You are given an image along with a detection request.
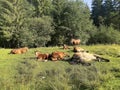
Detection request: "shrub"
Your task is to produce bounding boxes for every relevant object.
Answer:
[26,16,54,47]
[88,26,120,44]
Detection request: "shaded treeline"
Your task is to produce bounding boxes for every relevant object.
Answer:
[0,0,120,48]
[91,0,120,29]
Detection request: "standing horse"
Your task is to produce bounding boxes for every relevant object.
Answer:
[71,39,81,45]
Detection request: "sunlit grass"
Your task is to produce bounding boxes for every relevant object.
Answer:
[0,44,120,90]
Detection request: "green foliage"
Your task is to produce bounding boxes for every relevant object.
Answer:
[0,0,119,47]
[0,0,54,47]
[51,0,95,45]
[88,25,120,44]
[62,1,94,44]
[15,27,35,47]
[50,0,68,45]
[0,0,34,48]
[27,0,52,17]
[91,0,120,30]
[103,0,120,30]
[91,0,104,26]
[26,16,54,47]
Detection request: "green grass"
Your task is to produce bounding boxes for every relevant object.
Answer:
[0,45,120,90]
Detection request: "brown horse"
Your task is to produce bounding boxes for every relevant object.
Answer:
[50,51,69,61]
[71,39,81,45]
[63,44,70,49]
[35,51,50,61]
[10,47,28,54]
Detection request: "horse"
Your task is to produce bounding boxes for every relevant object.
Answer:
[50,51,70,61]
[63,44,70,49]
[70,51,110,65]
[35,51,49,61]
[71,39,81,45]
[20,47,28,53]
[10,47,28,54]
[73,46,85,52]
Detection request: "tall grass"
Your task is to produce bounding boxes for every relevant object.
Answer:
[0,45,120,90]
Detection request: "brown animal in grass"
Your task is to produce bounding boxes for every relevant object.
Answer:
[10,47,28,54]
[20,47,28,53]
[73,46,85,52]
[50,51,69,61]
[63,44,70,49]
[35,51,49,61]
[71,39,80,45]
[71,51,110,65]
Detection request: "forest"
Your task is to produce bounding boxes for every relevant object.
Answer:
[0,0,120,48]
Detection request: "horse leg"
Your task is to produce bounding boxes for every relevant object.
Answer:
[95,55,110,62]
[98,57,110,62]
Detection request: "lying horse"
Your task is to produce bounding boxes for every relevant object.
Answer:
[71,51,110,65]
[63,44,70,50]
[50,51,69,61]
[35,51,49,61]
[71,39,81,45]
[10,47,28,54]
[73,46,85,52]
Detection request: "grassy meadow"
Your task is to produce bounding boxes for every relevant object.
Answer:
[0,45,120,90]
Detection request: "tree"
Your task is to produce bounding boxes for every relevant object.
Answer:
[51,0,95,45]
[26,0,54,47]
[109,0,120,30]
[27,0,52,17]
[50,0,68,45]
[91,0,120,30]
[26,16,54,47]
[88,25,120,44]
[91,0,104,26]
[0,0,34,48]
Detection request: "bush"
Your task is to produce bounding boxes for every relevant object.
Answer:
[88,26,120,44]
[27,16,54,47]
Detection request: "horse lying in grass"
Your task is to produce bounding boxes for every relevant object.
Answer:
[35,51,49,62]
[71,39,81,45]
[73,46,85,52]
[10,47,28,54]
[35,51,69,61]
[63,44,70,50]
[50,51,70,61]
[70,51,110,65]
